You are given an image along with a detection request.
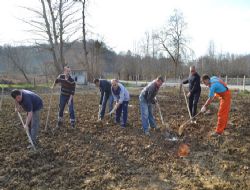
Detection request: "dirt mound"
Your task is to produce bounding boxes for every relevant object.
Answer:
[0,89,249,189]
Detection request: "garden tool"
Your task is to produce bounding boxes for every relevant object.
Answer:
[178,111,202,136]
[156,101,178,141]
[45,85,54,131]
[17,112,36,151]
[182,86,192,120]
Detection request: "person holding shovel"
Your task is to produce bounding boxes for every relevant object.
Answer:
[201,74,231,137]
[93,78,114,121]
[53,66,76,128]
[11,89,43,148]
[109,79,130,128]
[181,66,201,123]
[139,76,164,136]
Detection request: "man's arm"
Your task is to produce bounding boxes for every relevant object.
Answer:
[25,111,33,128]
[146,84,156,103]
[182,79,189,84]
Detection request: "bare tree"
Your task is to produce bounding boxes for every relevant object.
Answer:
[4,46,31,83]
[22,0,81,74]
[156,9,190,78]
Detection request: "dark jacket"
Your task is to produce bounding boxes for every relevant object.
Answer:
[20,90,43,112]
[140,80,159,103]
[182,72,201,94]
[55,74,76,96]
[99,80,112,105]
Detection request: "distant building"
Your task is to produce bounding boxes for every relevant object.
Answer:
[71,69,88,85]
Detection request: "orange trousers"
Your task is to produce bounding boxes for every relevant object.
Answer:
[215,90,231,134]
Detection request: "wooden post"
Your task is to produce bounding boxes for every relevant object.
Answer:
[225,75,228,84]
[243,75,246,92]
[0,87,3,111]
[237,76,239,86]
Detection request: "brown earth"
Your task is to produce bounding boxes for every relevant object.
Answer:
[0,88,249,190]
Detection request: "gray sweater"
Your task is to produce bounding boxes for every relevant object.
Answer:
[140,80,159,103]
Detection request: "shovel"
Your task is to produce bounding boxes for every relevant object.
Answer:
[45,84,55,131]
[45,90,53,131]
[182,86,192,120]
[156,102,178,141]
[17,112,36,151]
[178,111,202,136]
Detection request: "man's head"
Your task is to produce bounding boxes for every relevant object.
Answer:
[111,79,119,90]
[64,66,71,76]
[190,66,196,75]
[93,78,100,87]
[201,74,210,86]
[155,76,164,87]
[11,89,22,102]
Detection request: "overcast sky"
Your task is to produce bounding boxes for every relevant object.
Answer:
[0,0,250,57]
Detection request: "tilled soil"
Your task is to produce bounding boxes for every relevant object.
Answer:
[0,88,249,190]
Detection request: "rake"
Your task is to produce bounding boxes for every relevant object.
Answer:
[17,112,36,151]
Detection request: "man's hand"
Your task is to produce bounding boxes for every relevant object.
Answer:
[24,124,29,130]
[201,106,206,113]
[108,108,116,115]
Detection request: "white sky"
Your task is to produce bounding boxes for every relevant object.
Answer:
[0,0,250,57]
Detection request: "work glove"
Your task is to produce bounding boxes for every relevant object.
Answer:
[201,106,206,113]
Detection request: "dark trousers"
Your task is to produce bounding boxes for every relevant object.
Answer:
[189,91,201,117]
[115,101,129,127]
[100,92,113,119]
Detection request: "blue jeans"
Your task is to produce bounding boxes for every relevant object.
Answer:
[58,95,75,123]
[139,95,157,132]
[100,92,114,119]
[115,101,128,127]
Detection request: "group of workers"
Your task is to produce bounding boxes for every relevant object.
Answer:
[10,65,231,149]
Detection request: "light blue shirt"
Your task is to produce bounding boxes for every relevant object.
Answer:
[209,76,228,98]
[112,83,130,103]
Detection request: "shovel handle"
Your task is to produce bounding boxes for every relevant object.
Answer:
[17,112,36,151]
[45,89,53,130]
[182,86,192,119]
[181,111,202,126]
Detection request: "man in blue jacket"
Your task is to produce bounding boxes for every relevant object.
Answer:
[109,79,130,128]
[181,66,201,122]
[11,89,43,148]
[94,78,113,120]
[139,76,164,135]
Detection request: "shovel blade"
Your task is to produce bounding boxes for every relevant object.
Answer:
[178,124,185,136]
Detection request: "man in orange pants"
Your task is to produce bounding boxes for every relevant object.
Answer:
[201,74,231,137]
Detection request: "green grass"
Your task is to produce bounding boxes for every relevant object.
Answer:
[0,83,51,89]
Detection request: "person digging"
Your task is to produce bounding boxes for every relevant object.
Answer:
[139,76,164,136]
[93,78,114,121]
[11,89,43,149]
[108,79,130,128]
[201,74,231,137]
